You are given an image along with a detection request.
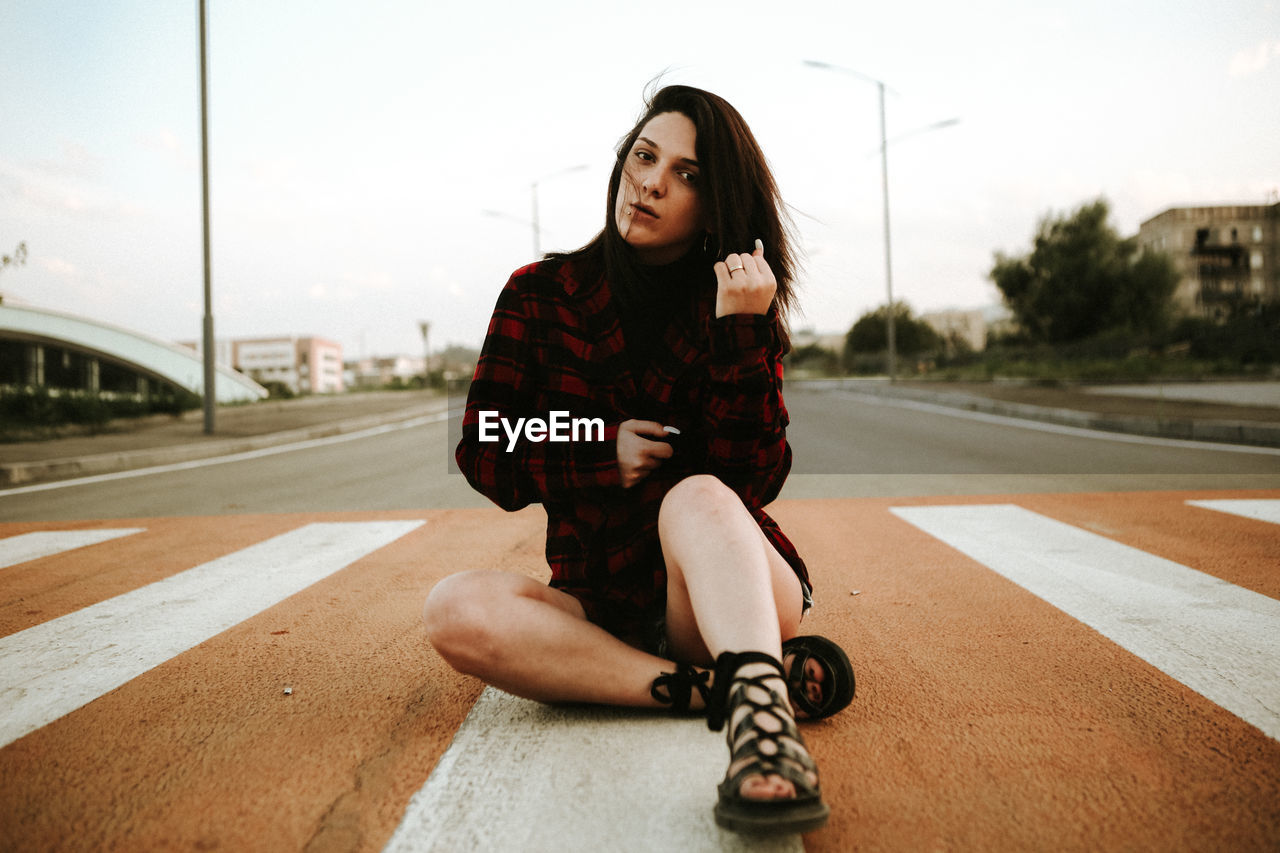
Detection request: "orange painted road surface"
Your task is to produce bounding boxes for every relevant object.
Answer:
[2,490,1278,852]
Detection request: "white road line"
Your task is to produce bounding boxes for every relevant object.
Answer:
[840,390,1280,455]
[0,528,145,570]
[0,520,422,748]
[1186,498,1280,525]
[0,409,458,497]
[384,687,804,853]
[890,504,1280,742]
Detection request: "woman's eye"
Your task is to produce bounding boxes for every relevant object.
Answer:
[634,150,654,163]
[679,171,698,184]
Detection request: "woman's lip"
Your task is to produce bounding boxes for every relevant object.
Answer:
[633,203,658,219]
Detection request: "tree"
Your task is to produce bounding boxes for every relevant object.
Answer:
[990,199,1178,344]
[845,302,942,359]
[0,242,27,275]
[0,242,28,304]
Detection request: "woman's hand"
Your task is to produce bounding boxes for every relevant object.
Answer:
[617,419,674,488]
[713,239,776,318]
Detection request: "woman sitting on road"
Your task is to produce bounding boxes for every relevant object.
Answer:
[424,83,854,835]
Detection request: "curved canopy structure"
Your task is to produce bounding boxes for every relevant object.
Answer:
[0,303,267,403]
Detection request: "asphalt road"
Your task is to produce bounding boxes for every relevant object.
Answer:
[3,386,1278,851]
[3,493,1278,851]
[2,387,1278,522]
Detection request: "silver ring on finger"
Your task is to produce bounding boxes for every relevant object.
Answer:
[727,264,745,274]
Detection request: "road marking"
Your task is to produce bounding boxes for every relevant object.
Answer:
[0,409,458,497]
[0,528,145,570]
[890,504,1280,741]
[1186,498,1280,525]
[840,390,1280,455]
[385,687,804,853]
[0,520,422,748]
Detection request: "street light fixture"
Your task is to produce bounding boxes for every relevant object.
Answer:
[803,60,958,382]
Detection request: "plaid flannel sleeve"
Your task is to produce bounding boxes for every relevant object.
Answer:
[699,310,792,507]
[455,274,622,511]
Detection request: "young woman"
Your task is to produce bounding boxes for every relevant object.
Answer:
[424,84,854,835]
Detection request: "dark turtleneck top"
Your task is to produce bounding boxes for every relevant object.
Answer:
[616,250,708,377]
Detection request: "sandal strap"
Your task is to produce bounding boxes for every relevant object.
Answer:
[706,650,785,732]
[717,661,822,802]
[784,646,825,718]
[650,663,711,713]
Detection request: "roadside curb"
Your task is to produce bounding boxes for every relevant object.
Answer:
[0,401,452,488]
[790,378,1280,449]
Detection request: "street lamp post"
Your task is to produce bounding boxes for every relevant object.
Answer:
[875,78,897,382]
[418,321,430,382]
[198,0,215,431]
[531,164,588,257]
[803,60,957,382]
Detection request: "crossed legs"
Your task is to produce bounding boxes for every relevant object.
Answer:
[422,474,813,799]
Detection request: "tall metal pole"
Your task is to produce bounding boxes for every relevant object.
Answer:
[530,181,541,258]
[878,81,897,383]
[198,0,215,433]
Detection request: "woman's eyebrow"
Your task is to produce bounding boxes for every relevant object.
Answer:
[637,136,700,168]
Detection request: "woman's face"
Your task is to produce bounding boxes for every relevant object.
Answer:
[614,111,708,265]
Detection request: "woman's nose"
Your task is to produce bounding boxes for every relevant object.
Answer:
[642,172,665,197]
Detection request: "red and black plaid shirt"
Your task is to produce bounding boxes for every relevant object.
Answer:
[456,254,810,639]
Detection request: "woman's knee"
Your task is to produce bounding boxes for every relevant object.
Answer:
[423,570,583,675]
[659,474,741,525]
[422,570,507,670]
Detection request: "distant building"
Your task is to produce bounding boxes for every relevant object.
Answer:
[1137,202,1280,317]
[920,309,987,352]
[1,302,266,403]
[344,355,425,390]
[183,336,344,395]
[791,328,847,353]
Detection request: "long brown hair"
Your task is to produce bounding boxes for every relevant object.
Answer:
[558,84,798,350]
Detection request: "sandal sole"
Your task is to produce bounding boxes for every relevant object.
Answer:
[714,798,830,835]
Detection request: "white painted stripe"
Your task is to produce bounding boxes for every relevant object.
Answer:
[0,528,145,570]
[890,504,1280,741]
[1186,498,1280,525]
[0,408,459,497]
[385,687,804,853]
[0,520,422,748]
[841,390,1280,456]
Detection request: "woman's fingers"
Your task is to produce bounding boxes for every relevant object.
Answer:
[618,419,675,488]
[714,240,777,318]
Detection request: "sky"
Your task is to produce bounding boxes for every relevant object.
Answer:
[2,0,1278,361]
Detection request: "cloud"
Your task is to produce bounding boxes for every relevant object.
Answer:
[40,256,80,278]
[0,152,143,221]
[138,129,197,172]
[33,142,104,181]
[1228,40,1280,77]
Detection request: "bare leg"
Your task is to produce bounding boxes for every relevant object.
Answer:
[424,569,675,707]
[657,475,817,802]
[658,475,804,665]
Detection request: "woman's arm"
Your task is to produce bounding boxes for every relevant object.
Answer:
[693,241,793,506]
[698,310,792,506]
[455,273,623,511]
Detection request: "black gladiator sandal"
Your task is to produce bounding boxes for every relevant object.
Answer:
[705,651,829,834]
[650,663,712,714]
[782,635,856,721]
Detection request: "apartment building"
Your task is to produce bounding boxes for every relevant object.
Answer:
[184,336,344,395]
[1137,202,1279,316]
